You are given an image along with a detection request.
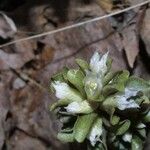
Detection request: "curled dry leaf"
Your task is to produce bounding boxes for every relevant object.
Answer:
[0,12,17,39]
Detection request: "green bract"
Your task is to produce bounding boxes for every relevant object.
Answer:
[50,52,150,150]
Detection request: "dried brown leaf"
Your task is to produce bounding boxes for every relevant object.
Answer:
[0,12,17,39]
[122,26,139,68]
[96,0,113,12]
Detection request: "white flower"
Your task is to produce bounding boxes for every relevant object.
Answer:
[136,123,146,129]
[52,81,83,102]
[116,87,140,110]
[65,101,93,114]
[124,88,139,98]
[122,133,132,142]
[90,51,109,76]
[116,96,139,110]
[88,118,103,146]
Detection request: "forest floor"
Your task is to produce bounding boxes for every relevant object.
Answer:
[0,0,150,150]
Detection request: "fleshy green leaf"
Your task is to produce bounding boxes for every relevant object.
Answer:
[110,115,120,126]
[110,70,129,86]
[75,58,89,71]
[51,67,68,82]
[135,95,150,105]
[50,99,74,111]
[143,88,150,99]
[65,101,94,114]
[126,76,150,91]
[67,69,85,96]
[119,142,127,150]
[116,120,131,135]
[102,70,129,96]
[143,111,150,123]
[106,57,112,72]
[102,117,111,128]
[52,81,83,101]
[101,96,116,115]
[131,135,143,150]
[137,128,146,139]
[88,117,103,146]
[102,84,124,97]
[84,72,102,101]
[74,113,97,143]
[57,132,74,143]
[103,71,116,86]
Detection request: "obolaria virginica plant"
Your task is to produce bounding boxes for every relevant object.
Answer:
[50,51,150,150]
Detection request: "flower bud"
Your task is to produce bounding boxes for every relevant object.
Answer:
[84,72,102,101]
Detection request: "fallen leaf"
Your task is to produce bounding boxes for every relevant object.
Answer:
[96,0,129,12]
[0,78,12,149]
[41,46,54,65]
[122,25,139,68]
[141,8,150,56]
[96,0,113,12]
[13,78,26,90]
[0,50,27,70]
[0,39,36,70]
[0,12,17,39]
[8,130,47,150]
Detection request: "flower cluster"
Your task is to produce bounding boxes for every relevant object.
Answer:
[50,52,150,150]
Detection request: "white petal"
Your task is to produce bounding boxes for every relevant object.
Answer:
[123,133,132,142]
[2,13,17,32]
[124,88,139,98]
[52,81,83,101]
[0,12,17,39]
[88,118,103,146]
[137,123,146,129]
[65,101,93,114]
[115,87,140,110]
[116,96,139,110]
[98,51,109,75]
[90,52,100,73]
[90,52,109,75]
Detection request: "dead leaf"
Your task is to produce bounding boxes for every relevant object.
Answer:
[0,39,36,70]
[122,26,139,68]
[0,50,27,70]
[133,56,150,80]
[0,76,12,149]
[141,8,150,56]
[96,0,130,12]
[0,12,17,39]
[96,0,113,12]
[41,46,54,66]
[13,78,26,90]
[8,130,47,150]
